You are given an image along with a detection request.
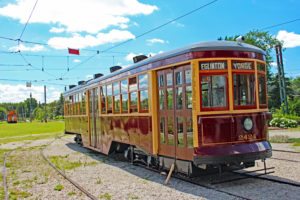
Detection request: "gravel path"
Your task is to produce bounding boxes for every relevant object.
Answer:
[1,136,300,200]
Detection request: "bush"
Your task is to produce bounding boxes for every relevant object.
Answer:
[269,117,298,128]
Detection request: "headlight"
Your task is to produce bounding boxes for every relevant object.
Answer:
[243,117,253,131]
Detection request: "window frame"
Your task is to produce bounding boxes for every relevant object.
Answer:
[257,61,268,108]
[138,73,149,113]
[231,60,256,110]
[199,72,229,111]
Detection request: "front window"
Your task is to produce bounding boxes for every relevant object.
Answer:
[233,74,255,107]
[201,75,227,109]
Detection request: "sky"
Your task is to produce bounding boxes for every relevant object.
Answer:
[0,0,299,103]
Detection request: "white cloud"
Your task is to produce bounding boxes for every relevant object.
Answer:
[276,30,300,48]
[48,29,135,49]
[0,0,157,34]
[171,21,184,27]
[147,38,166,45]
[73,59,81,63]
[49,27,65,33]
[9,44,45,52]
[270,62,277,66]
[86,74,93,79]
[0,83,61,103]
[125,52,138,61]
[125,50,163,61]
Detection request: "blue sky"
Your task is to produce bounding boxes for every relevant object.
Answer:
[0,0,299,103]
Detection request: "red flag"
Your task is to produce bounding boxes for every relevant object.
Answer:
[68,48,79,55]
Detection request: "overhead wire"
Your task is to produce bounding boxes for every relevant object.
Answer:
[102,0,219,53]
[260,18,300,31]
[18,0,39,39]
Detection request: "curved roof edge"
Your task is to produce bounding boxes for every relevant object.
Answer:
[64,40,265,95]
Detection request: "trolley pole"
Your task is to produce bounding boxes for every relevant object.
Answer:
[44,85,47,123]
[275,44,288,113]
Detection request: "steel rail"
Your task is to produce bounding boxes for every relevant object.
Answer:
[3,150,14,200]
[272,149,300,154]
[40,138,98,200]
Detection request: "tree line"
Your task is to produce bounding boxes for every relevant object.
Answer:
[0,93,64,121]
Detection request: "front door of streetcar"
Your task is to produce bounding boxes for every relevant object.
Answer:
[157,65,194,160]
[89,88,98,148]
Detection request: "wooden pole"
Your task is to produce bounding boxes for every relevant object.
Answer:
[165,163,175,185]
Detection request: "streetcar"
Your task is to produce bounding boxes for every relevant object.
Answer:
[63,40,272,176]
[7,110,17,123]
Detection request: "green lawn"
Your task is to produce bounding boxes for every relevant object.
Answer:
[0,121,65,138]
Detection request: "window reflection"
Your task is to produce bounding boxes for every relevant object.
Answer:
[114,95,120,112]
[186,86,192,109]
[185,70,191,84]
[168,117,174,145]
[176,72,182,85]
[186,117,193,148]
[159,89,164,110]
[121,79,128,94]
[166,73,173,86]
[201,75,227,108]
[130,92,138,112]
[107,84,112,96]
[113,82,120,95]
[167,88,173,109]
[129,77,137,91]
[122,94,128,112]
[140,90,148,110]
[259,75,266,105]
[233,74,255,106]
[176,87,183,109]
[139,74,148,89]
[158,75,164,87]
[160,117,165,144]
[177,117,184,147]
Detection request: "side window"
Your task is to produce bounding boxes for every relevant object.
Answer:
[113,82,120,113]
[121,79,128,113]
[82,92,86,115]
[139,74,148,112]
[107,84,112,113]
[258,74,267,105]
[129,77,138,112]
[100,86,106,113]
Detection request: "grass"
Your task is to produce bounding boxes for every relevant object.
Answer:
[68,191,76,196]
[96,178,102,184]
[270,135,300,147]
[0,121,64,138]
[54,184,63,191]
[49,155,98,171]
[100,193,112,200]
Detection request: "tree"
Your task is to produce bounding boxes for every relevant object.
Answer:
[219,30,283,81]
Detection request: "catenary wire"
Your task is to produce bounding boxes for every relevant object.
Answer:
[18,0,39,39]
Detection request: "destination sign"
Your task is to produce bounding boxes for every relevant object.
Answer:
[199,61,227,70]
[232,62,253,70]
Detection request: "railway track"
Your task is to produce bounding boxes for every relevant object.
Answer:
[2,137,98,200]
[272,149,300,154]
[40,137,98,200]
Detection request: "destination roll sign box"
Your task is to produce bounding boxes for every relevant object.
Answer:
[199,61,227,70]
[232,61,253,70]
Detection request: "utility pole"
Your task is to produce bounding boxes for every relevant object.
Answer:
[30,92,32,122]
[44,85,47,123]
[275,44,288,113]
